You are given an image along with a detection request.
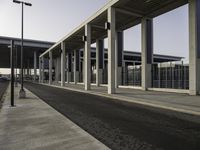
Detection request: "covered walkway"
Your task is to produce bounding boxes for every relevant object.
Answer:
[39,0,200,96]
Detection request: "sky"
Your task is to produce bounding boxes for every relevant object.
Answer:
[0,0,189,73]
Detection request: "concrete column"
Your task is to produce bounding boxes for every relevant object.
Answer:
[74,50,80,84]
[189,0,200,95]
[76,50,80,82]
[115,31,123,88]
[67,52,72,83]
[96,39,104,86]
[55,56,61,82]
[158,64,161,88]
[55,58,58,82]
[171,63,175,89]
[61,42,66,87]
[27,59,30,77]
[141,18,153,90]
[49,51,52,85]
[82,59,85,83]
[24,68,26,78]
[39,57,41,83]
[84,24,91,90]
[41,56,44,83]
[26,58,30,77]
[107,7,116,94]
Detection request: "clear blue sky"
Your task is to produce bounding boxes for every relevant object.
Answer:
[0,0,188,60]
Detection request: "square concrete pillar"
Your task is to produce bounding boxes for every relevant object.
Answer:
[107,7,116,94]
[34,51,37,82]
[96,39,104,86]
[39,57,41,83]
[27,59,30,77]
[189,0,200,95]
[84,24,91,90]
[82,59,85,83]
[115,31,124,87]
[76,50,80,83]
[61,42,66,87]
[74,51,77,84]
[55,56,61,83]
[49,51,52,85]
[41,56,44,83]
[55,58,58,82]
[67,52,72,83]
[141,18,153,90]
[74,50,80,84]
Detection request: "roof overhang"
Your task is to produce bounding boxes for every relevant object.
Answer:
[40,0,188,58]
[0,36,54,68]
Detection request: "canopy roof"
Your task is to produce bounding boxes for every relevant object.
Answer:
[40,0,187,57]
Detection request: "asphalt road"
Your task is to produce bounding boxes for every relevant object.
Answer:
[25,82,200,150]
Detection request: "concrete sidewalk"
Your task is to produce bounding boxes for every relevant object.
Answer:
[44,82,200,116]
[0,85,109,150]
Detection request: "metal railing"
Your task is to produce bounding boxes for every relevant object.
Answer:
[46,60,189,90]
[122,65,141,86]
[151,61,189,89]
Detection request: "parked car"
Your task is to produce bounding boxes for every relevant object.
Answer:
[0,77,9,82]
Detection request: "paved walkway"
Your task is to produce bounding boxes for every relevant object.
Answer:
[0,85,109,150]
[43,82,200,116]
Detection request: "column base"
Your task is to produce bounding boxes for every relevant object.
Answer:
[61,83,65,87]
[96,69,103,87]
[189,90,200,96]
[108,88,115,94]
[85,85,91,91]
[15,82,18,87]
[117,67,122,87]
[67,72,71,83]
[61,80,65,87]
[142,64,152,90]
[142,87,148,91]
[74,71,79,84]
[19,88,26,99]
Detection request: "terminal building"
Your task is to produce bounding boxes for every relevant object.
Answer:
[39,0,200,95]
[0,37,184,90]
[0,36,54,78]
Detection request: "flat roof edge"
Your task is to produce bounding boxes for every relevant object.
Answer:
[40,0,119,58]
[0,36,55,45]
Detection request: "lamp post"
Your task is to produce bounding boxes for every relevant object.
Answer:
[8,40,15,107]
[13,0,32,98]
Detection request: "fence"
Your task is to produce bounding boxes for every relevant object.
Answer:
[122,65,141,86]
[62,61,189,90]
[152,61,189,89]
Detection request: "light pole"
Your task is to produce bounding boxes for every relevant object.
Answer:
[8,40,15,107]
[13,0,32,98]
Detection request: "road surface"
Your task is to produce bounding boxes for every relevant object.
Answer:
[25,82,200,150]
